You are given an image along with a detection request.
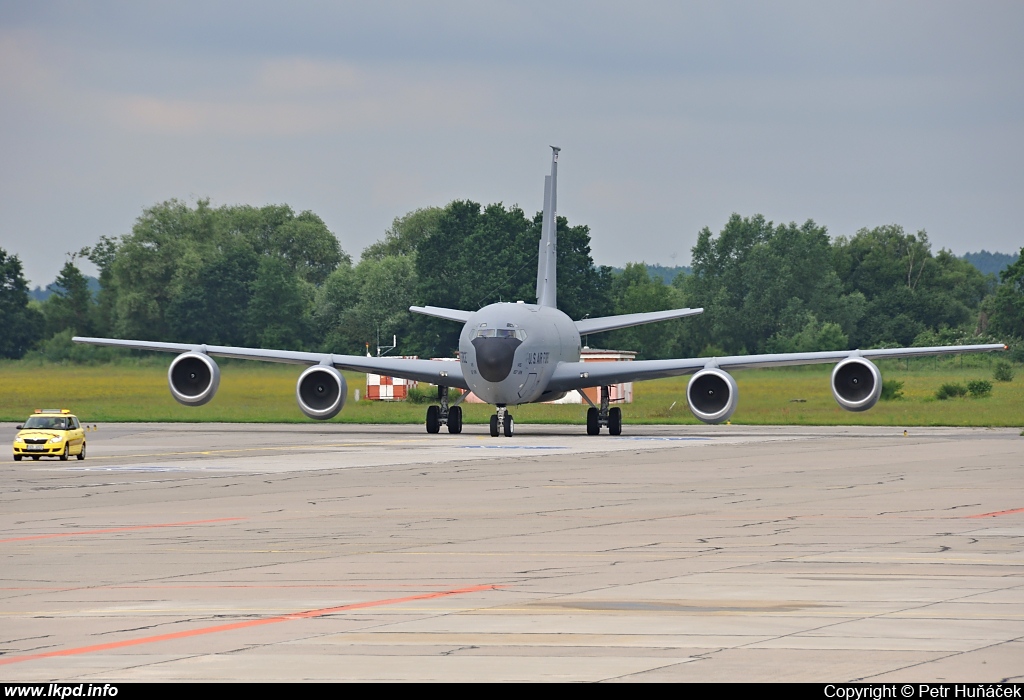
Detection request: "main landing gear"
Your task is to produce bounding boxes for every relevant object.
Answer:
[425,386,464,434]
[583,385,622,436]
[489,406,514,437]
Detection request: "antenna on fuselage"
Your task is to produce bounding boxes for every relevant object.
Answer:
[535,146,560,309]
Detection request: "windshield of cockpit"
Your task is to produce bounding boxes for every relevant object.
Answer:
[472,328,528,340]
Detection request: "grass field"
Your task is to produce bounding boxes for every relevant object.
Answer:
[1,356,1021,426]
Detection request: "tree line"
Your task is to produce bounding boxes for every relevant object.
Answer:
[1,198,1022,363]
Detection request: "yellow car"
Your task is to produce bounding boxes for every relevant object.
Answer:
[13,409,86,461]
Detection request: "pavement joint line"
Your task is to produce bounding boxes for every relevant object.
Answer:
[0,584,500,667]
[0,518,246,543]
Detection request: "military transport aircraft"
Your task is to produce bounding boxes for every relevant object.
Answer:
[74,148,1006,437]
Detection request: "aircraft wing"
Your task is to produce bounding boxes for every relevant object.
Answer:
[72,337,469,389]
[409,306,473,323]
[575,307,703,335]
[545,343,1007,392]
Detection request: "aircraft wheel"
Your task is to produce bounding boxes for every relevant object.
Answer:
[586,407,600,435]
[426,405,441,434]
[489,414,499,437]
[59,444,69,461]
[77,443,86,460]
[503,414,515,437]
[447,406,463,434]
[608,407,622,436]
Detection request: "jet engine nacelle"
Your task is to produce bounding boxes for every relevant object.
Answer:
[831,357,882,412]
[296,365,347,420]
[686,368,738,424]
[168,352,221,406]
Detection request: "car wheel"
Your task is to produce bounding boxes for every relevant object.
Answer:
[77,442,86,461]
[13,454,21,461]
[32,456,40,460]
[59,443,69,461]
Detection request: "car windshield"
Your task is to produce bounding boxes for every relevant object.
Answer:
[24,416,68,430]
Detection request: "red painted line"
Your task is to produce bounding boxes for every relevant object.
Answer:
[0,583,468,591]
[965,507,1024,519]
[0,518,246,543]
[0,584,498,666]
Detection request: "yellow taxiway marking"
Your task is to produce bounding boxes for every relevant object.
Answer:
[63,439,437,461]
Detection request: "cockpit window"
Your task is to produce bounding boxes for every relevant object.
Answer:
[473,328,527,340]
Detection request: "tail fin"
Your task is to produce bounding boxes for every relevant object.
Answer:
[535,146,560,308]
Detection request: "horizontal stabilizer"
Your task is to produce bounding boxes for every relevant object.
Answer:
[409,306,473,323]
[575,307,704,335]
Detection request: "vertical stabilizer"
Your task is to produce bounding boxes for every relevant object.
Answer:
[536,146,560,308]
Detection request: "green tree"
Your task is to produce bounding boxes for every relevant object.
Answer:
[112,199,218,340]
[107,199,346,345]
[410,200,612,356]
[226,205,347,285]
[596,262,686,358]
[165,237,259,345]
[765,314,848,353]
[984,246,1024,340]
[316,255,418,355]
[42,260,94,337]
[362,207,443,260]
[246,256,312,349]
[85,236,119,335]
[679,215,863,355]
[833,226,990,347]
[0,248,44,358]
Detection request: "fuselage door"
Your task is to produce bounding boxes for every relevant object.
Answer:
[517,372,540,399]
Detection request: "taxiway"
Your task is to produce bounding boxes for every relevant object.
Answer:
[1,423,1022,682]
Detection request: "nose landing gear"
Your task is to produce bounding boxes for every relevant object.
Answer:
[582,385,622,436]
[425,386,464,434]
[489,405,514,437]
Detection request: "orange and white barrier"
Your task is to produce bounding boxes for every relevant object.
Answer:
[366,356,419,401]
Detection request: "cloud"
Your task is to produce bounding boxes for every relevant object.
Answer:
[0,36,493,137]
[256,57,361,94]
[1,3,1022,287]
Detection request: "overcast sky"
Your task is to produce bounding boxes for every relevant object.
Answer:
[1,1,1021,287]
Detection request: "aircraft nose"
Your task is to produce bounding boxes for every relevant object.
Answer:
[471,337,522,382]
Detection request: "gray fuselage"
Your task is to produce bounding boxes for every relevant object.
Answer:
[459,302,581,405]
